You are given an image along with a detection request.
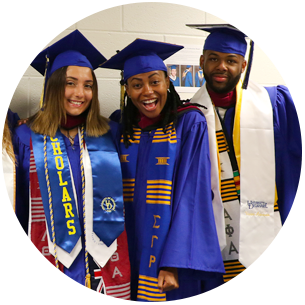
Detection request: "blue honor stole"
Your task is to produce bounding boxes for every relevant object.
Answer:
[31,129,124,266]
[120,123,177,302]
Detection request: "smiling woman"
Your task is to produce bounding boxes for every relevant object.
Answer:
[125,70,170,119]
[101,39,225,301]
[12,30,131,297]
[64,66,93,117]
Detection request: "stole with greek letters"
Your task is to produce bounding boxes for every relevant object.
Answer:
[28,139,64,303]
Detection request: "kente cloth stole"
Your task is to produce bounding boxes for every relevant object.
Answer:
[1,149,16,296]
[191,81,282,282]
[29,128,125,271]
[120,123,177,302]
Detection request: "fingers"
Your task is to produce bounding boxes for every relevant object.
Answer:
[157,267,179,293]
[17,119,27,126]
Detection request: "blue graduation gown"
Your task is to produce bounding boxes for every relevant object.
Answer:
[13,122,120,289]
[195,71,205,87]
[202,86,303,303]
[183,71,193,87]
[111,109,224,301]
[170,76,180,87]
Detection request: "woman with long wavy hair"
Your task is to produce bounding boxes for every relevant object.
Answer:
[13,30,130,298]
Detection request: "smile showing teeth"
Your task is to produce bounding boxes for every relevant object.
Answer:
[143,99,157,105]
[69,100,83,105]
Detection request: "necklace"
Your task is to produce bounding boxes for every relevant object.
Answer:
[67,129,76,145]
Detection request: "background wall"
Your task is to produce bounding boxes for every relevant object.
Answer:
[1,1,303,118]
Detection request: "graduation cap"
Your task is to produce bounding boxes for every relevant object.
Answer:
[186,24,254,89]
[31,30,107,107]
[100,39,184,82]
[1,30,21,63]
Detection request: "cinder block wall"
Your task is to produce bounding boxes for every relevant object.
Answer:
[1,1,303,118]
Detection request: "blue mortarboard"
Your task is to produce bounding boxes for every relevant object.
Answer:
[100,39,184,82]
[32,30,106,77]
[31,30,107,107]
[1,30,20,63]
[186,24,254,89]
[170,65,177,69]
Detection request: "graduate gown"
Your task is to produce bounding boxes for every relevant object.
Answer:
[183,71,193,87]
[201,84,302,290]
[169,76,180,87]
[110,108,225,301]
[195,71,205,87]
[13,122,127,291]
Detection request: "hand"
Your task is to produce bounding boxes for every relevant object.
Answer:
[17,119,28,126]
[283,47,303,80]
[157,267,179,293]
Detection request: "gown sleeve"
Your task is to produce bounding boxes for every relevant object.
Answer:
[159,111,225,279]
[266,85,303,157]
[266,85,303,303]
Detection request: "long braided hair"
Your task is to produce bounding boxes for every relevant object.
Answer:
[121,71,203,147]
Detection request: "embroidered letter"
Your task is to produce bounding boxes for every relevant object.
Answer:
[41,262,52,273]
[224,208,232,220]
[50,137,58,142]
[120,154,129,163]
[55,156,64,170]
[63,202,75,218]
[67,219,76,235]
[41,230,47,242]
[57,171,68,186]
[229,241,239,255]
[153,215,161,228]
[111,252,119,262]
[42,246,50,256]
[149,255,156,268]
[156,157,170,165]
[112,266,123,278]
[62,187,72,202]
[51,142,63,155]
[225,224,234,237]
[151,235,158,248]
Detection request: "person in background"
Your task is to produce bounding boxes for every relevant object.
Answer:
[195,66,205,87]
[13,30,131,299]
[1,31,27,303]
[187,23,302,288]
[101,38,225,301]
[169,65,180,86]
[182,65,193,87]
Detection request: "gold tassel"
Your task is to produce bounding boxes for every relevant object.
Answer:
[58,281,66,303]
[85,274,93,303]
[39,55,50,109]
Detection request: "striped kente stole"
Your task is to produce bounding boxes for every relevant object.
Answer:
[191,82,291,302]
[120,123,177,301]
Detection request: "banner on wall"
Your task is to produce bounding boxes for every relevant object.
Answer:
[164,44,205,98]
